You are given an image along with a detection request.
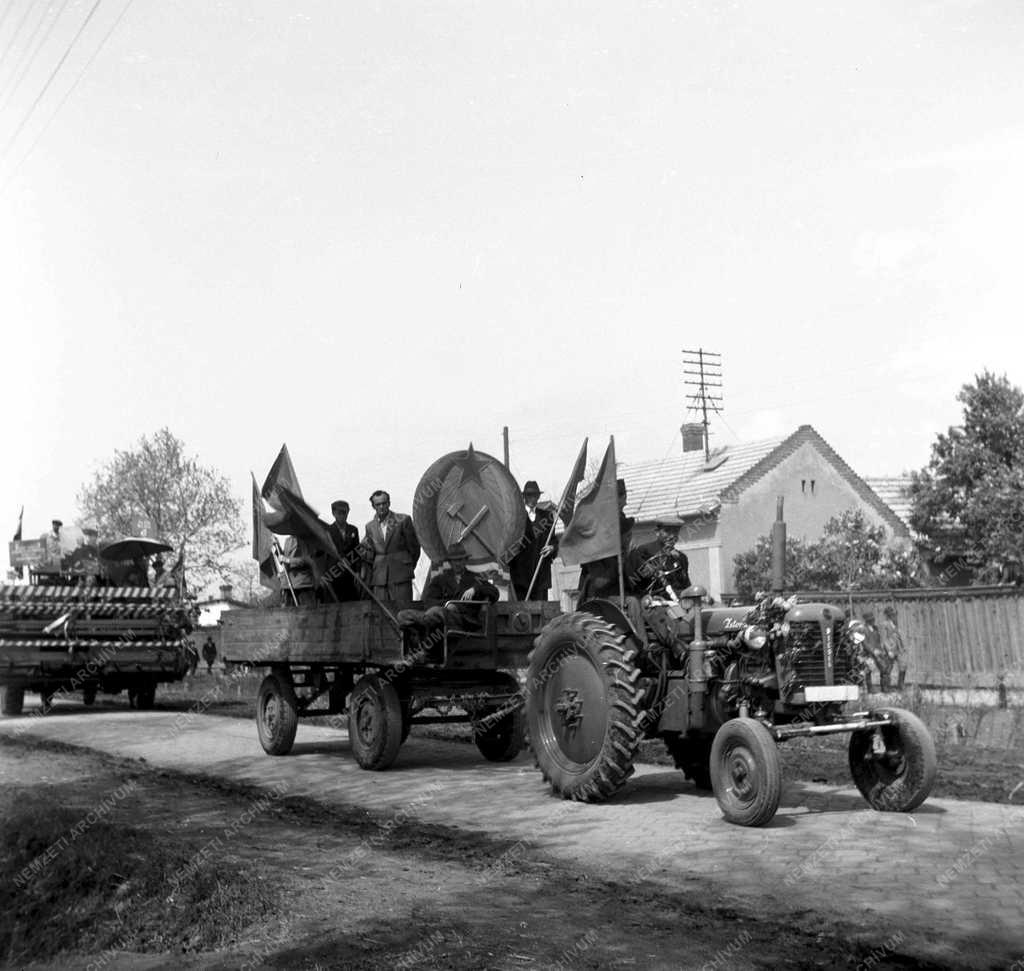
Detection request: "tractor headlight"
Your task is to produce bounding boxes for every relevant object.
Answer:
[742,625,768,650]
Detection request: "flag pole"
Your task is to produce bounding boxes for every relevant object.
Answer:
[272,538,299,606]
[524,438,587,601]
[612,436,625,603]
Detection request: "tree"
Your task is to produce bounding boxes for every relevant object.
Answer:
[732,509,922,597]
[78,429,245,592]
[732,535,817,600]
[908,371,1024,577]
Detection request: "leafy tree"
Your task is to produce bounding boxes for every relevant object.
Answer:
[908,371,1024,576]
[732,509,922,597]
[78,429,244,592]
[732,535,817,600]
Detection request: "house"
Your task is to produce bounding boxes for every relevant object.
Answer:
[863,476,914,532]
[194,583,252,647]
[552,424,911,603]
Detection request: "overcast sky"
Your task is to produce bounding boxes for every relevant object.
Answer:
[2,0,1022,566]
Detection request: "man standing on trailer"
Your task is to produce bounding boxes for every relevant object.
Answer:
[361,490,421,602]
[326,500,361,601]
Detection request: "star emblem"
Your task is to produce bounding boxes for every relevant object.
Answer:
[453,442,492,489]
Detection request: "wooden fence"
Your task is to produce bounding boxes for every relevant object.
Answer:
[791,585,1024,686]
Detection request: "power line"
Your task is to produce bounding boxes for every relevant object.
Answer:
[0,0,72,114]
[1,0,135,192]
[0,0,104,164]
[0,0,45,74]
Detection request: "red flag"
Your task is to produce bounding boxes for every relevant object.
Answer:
[558,438,621,567]
[252,473,278,589]
[556,438,588,525]
[261,444,303,509]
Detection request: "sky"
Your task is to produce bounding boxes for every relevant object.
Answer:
[2,0,1023,572]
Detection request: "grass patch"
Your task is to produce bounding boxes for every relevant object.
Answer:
[0,792,279,965]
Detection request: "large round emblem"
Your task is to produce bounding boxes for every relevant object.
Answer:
[413,445,527,570]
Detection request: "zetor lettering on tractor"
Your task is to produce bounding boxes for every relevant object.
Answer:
[525,525,937,827]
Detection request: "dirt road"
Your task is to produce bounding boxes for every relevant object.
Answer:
[2,705,1022,969]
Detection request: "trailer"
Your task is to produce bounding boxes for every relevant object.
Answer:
[220,598,556,768]
[0,582,192,714]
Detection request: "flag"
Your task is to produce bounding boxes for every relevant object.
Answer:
[261,444,303,509]
[252,473,278,589]
[556,438,588,525]
[271,487,337,560]
[13,506,23,542]
[558,437,621,567]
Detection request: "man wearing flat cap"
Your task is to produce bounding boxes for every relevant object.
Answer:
[326,500,361,601]
[398,543,499,654]
[509,480,558,600]
[635,521,691,598]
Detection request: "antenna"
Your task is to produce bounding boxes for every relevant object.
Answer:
[681,348,723,461]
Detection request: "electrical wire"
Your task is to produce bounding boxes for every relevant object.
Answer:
[0,1,23,51]
[1,0,134,190]
[0,0,45,74]
[0,0,72,114]
[1,0,104,163]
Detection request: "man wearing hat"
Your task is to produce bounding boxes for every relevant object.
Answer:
[509,480,558,600]
[326,500,361,601]
[398,543,499,654]
[634,521,691,598]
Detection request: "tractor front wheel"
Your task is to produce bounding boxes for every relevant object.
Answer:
[849,707,936,812]
[474,675,525,762]
[526,611,643,802]
[710,718,782,827]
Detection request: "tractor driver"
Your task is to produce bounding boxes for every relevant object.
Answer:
[636,521,691,598]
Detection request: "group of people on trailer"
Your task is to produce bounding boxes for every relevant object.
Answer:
[277,476,693,624]
[27,519,173,588]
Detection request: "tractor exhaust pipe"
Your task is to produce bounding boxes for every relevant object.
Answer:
[770,496,786,594]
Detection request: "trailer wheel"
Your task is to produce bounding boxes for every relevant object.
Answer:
[710,718,782,827]
[349,675,403,770]
[39,689,56,714]
[1,686,24,716]
[256,672,299,756]
[849,707,936,812]
[82,684,97,707]
[474,676,525,762]
[134,681,157,711]
[526,611,643,801]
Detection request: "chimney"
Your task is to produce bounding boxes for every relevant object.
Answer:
[681,423,705,454]
[219,583,233,602]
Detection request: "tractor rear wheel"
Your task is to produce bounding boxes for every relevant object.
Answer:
[849,707,936,812]
[710,718,782,827]
[348,675,403,770]
[256,672,299,756]
[526,611,643,801]
[134,680,157,711]
[2,686,24,716]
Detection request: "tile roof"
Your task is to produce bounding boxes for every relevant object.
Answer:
[621,425,911,538]
[621,434,787,522]
[864,476,914,528]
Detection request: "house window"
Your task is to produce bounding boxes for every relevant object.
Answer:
[810,479,816,495]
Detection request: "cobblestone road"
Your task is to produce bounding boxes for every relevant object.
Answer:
[3,707,1022,968]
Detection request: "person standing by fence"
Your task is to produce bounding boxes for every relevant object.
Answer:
[879,605,906,691]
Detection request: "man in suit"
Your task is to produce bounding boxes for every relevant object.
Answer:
[326,499,361,601]
[509,480,558,600]
[361,489,421,602]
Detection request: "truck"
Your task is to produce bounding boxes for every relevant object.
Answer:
[0,537,193,714]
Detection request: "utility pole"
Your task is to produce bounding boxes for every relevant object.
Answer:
[502,426,510,468]
[681,348,723,461]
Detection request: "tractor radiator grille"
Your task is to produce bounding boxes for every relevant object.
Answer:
[786,620,855,690]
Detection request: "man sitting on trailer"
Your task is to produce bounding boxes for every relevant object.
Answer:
[397,543,499,658]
